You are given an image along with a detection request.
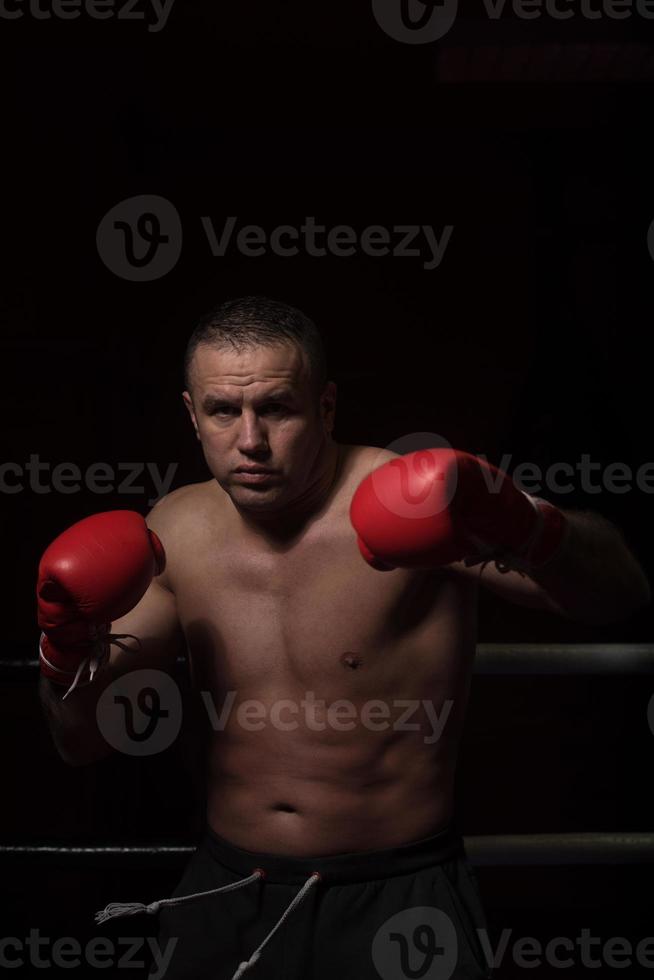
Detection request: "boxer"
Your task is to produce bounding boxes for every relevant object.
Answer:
[38,296,650,979]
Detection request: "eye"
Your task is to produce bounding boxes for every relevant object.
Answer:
[209,403,291,417]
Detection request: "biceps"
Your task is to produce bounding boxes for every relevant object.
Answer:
[108,580,184,673]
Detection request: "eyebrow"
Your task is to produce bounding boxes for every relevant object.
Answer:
[201,390,295,412]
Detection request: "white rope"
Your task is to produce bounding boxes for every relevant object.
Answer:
[231,872,321,980]
[95,870,264,924]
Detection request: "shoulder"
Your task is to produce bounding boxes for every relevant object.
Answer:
[145,481,223,585]
[336,444,410,515]
[341,444,402,483]
[146,481,215,529]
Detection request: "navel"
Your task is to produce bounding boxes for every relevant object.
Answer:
[272,802,298,814]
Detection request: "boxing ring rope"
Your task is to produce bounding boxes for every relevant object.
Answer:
[4,644,654,867]
[2,834,654,865]
[474,643,654,675]
[6,643,654,675]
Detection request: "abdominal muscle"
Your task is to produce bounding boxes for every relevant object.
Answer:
[200,664,470,856]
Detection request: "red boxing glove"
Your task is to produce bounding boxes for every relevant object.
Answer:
[350,448,568,573]
[37,511,165,697]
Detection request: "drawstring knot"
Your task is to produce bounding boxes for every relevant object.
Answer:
[95,869,265,925]
[94,865,322,979]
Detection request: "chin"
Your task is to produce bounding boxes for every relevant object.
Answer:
[231,486,285,508]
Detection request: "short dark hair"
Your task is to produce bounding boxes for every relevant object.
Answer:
[184,295,328,397]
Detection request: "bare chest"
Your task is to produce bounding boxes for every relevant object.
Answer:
[170,513,473,700]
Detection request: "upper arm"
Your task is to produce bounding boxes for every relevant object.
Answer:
[447,559,566,615]
[107,494,186,674]
[108,577,183,674]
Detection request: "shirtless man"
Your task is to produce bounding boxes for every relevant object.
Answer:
[38,296,651,980]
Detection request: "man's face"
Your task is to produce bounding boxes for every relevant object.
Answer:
[183,342,336,513]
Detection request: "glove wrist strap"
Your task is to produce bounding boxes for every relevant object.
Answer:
[39,626,140,700]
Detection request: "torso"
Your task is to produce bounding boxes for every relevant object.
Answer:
[161,444,478,855]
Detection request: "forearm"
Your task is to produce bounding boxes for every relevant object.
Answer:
[39,662,118,767]
[529,509,651,626]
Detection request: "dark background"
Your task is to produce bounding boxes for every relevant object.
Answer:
[2,1,654,977]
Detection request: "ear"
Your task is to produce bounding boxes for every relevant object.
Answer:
[182,391,201,440]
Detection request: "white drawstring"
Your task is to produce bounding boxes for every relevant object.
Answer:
[95,869,265,924]
[94,866,322,979]
[231,872,321,980]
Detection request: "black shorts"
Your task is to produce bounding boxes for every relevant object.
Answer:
[150,824,492,980]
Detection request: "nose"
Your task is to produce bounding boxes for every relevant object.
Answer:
[236,412,270,456]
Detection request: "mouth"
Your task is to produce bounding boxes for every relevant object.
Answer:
[232,467,280,484]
